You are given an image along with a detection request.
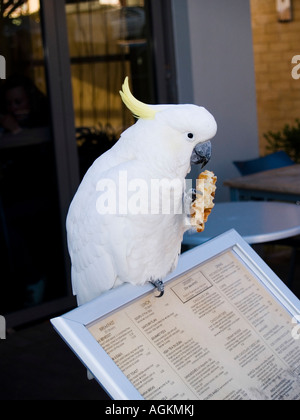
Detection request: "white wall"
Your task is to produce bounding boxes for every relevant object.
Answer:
[172,0,259,201]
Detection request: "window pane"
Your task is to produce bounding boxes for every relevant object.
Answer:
[65,0,155,178]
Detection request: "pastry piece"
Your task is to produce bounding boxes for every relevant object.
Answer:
[190,170,217,232]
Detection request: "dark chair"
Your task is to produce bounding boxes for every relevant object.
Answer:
[233,151,299,289]
[274,236,300,289]
[233,151,295,176]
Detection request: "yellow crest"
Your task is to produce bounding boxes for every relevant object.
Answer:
[119,77,157,120]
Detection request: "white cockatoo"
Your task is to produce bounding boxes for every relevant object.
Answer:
[67,77,217,305]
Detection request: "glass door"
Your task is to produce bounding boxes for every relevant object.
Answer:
[0,1,68,316]
[0,0,176,325]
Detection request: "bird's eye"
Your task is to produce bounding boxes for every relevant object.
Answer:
[187,133,194,140]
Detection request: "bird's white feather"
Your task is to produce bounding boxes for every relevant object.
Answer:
[66,80,217,305]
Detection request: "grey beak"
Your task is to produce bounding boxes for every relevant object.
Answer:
[190,140,212,168]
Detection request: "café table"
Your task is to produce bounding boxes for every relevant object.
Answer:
[223,164,300,203]
[182,201,300,247]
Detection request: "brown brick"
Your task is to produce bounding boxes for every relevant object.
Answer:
[250,0,300,152]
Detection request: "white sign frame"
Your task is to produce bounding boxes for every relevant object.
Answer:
[51,229,300,400]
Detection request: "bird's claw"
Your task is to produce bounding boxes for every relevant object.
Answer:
[151,280,164,298]
[191,188,197,204]
[184,188,202,216]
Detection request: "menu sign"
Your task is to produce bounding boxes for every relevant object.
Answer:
[88,249,300,400]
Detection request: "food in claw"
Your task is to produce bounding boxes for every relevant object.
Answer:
[190,170,217,233]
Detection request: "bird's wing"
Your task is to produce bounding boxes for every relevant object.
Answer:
[67,151,187,305]
[66,157,148,305]
[67,191,117,305]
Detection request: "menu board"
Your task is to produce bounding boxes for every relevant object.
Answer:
[88,249,300,400]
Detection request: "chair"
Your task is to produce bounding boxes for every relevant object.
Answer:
[233,151,294,176]
[232,151,299,289]
[273,236,300,289]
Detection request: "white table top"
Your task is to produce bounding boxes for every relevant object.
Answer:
[183,201,300,246]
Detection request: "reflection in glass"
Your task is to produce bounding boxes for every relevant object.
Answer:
[0,1,65,313]
[66,0,155,177]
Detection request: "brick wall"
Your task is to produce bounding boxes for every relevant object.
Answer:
[250,0,300,154]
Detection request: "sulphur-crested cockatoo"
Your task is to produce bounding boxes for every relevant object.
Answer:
[67,77,217,305]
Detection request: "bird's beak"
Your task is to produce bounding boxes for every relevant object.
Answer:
[190,140,212,168]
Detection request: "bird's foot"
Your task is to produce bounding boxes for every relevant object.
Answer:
[150,280,164,298]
